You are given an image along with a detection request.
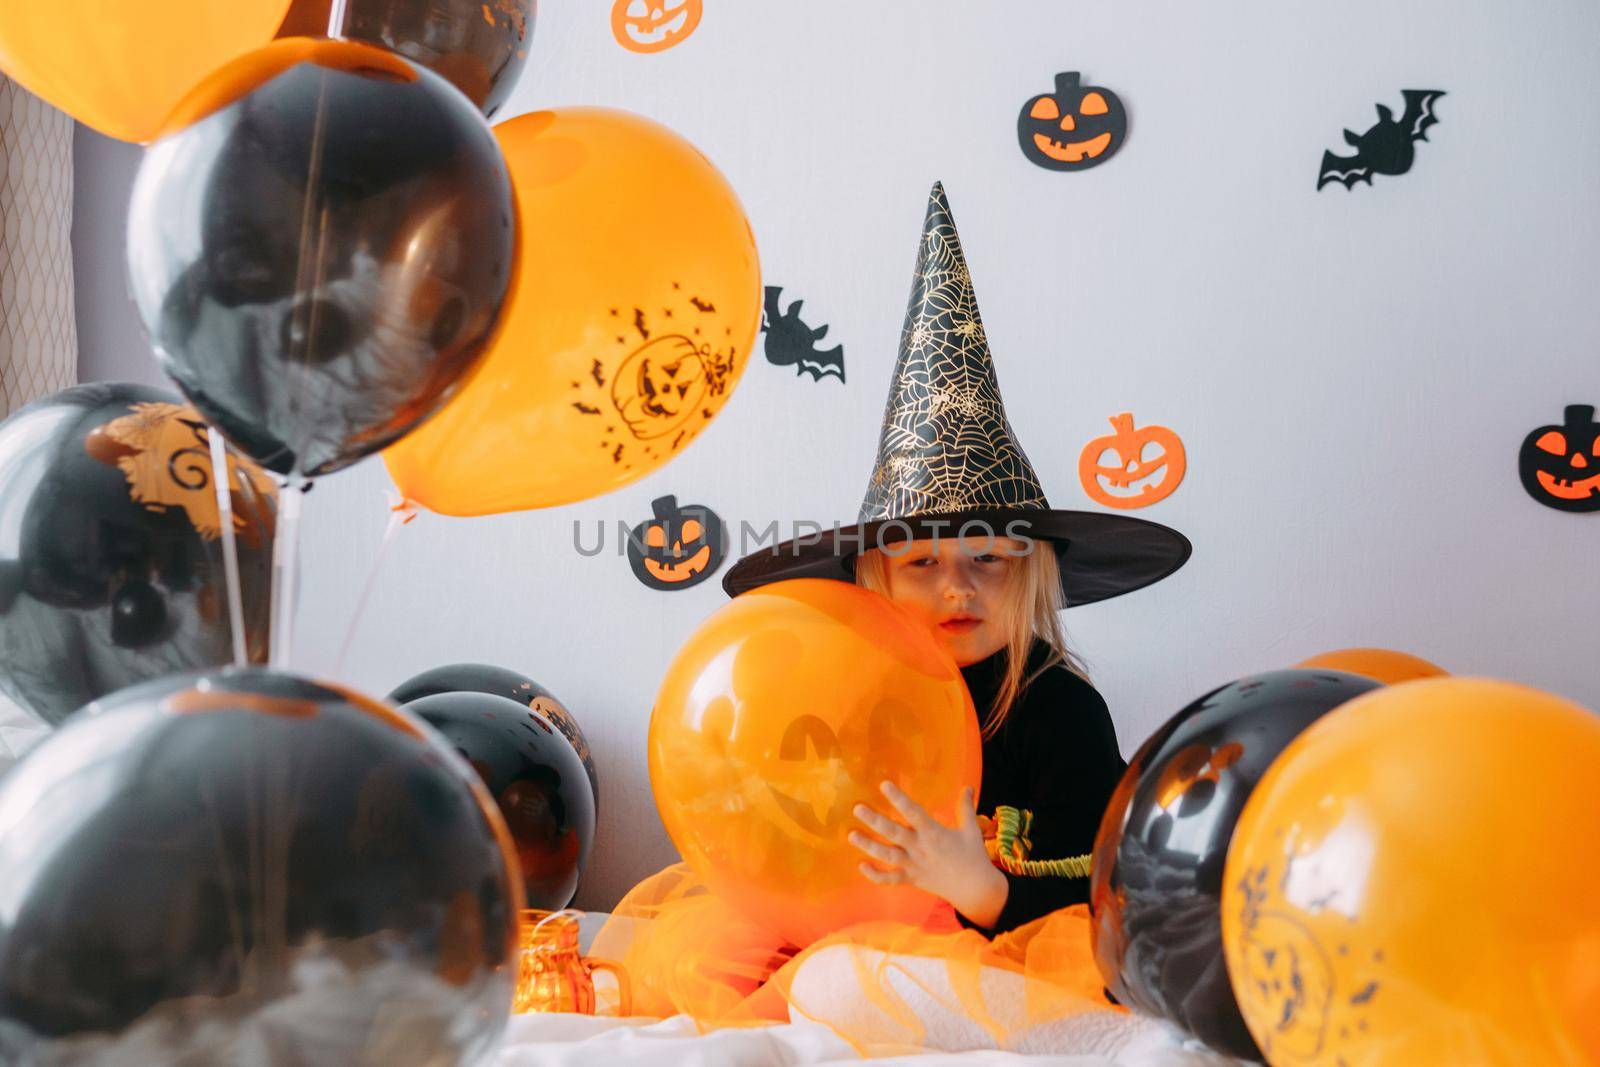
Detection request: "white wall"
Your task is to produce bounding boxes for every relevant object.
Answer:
[72,0,1600,911]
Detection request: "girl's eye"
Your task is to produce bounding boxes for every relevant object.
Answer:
[974,553,1001,564]
[909,557,938,568]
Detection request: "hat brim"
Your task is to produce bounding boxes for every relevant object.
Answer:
[720,507,1191,607]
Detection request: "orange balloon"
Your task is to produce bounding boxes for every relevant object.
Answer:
[0,0,292,143]
[1222,678,1600,1065]
[649,579,982,949]
[1293,647,1447,686]
[384,107,761,514]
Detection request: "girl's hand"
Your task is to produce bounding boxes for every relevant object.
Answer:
[849,781,1009,930]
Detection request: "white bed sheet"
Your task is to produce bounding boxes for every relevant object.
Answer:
[491,1011,1244,1067]
[0,692,48,774]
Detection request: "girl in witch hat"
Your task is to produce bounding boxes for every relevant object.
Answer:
[595,184,1190,1045]
[723,181,1189,935]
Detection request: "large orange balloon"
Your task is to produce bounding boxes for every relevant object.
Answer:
[1222,678,1600,1065]
[1293,647,1447,686]
[384,108,761,514]
[649,580,982,949]
[0,0,292,143]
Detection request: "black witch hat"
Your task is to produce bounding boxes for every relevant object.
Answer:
[722,183,1190,606]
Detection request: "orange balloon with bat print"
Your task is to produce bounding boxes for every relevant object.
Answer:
[384,107,760,515]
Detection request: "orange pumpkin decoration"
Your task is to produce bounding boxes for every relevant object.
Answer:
[1078,412,1187,509]
[610,0,701,54]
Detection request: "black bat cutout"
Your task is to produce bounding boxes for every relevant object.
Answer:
[1317,89,1444,190]
[760,286,845,383]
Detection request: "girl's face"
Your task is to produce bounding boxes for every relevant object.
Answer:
[876,536,1026,666]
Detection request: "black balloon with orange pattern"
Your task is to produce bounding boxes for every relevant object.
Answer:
[0,668,521,1065]
[1088,668,1380,1061]
[0,384,276,726]
[403,690,595,909]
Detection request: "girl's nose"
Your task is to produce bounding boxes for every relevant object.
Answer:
[943,577,976,600]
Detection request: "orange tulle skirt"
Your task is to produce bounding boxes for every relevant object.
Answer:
[590,864,1125,1055]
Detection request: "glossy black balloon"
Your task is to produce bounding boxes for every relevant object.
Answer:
[278,0,536,119]
[405,691,593,909]
[0,384,275,726]
[1089,669,1382,1060]
[127,38,516,478]
[390,662,599,814]
[0,668,519,1064]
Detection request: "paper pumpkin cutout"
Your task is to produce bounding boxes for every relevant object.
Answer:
[610,0,701,53]
[1317,90,1444,190]
[1519,404,1600,512]
[1078,413,1187,509]
[761,286,845,382]
[1017,72,1128,171]
[626,494,726,590]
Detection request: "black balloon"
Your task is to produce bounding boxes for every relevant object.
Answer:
[1089,669,1382,1060]
[404,691,594,909]
[278,0,536,119]
[0,384,275,726]
[0,668,519,1064]
[127,38,516,478]
[390,662,599,815]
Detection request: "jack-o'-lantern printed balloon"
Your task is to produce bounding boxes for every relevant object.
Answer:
[1078,413,1186,510]
[405,691,594,908]
[649,579,981,948]
[1090,669,1380,1061]
[0,0,291,143]
[1518,403,1600,513]
[127,38,516,478]
[627,494,726,591]
[389,662,598,815]
[1223,679,1600,1066]
[276,0,535,118]
[610,0,701,54]
[0,384,276,726]
[1293,647,1447,686]
[383,107,760,514]
[1017,72,1128,172]
[0,668,520,1065]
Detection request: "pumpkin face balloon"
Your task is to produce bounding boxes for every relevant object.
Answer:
[1519,403,1600,512]
[649,579,981,948]
[1078,413,1186,509]
[1018,72,1128,171]
[610,0,701,54]
[626,494,725,590]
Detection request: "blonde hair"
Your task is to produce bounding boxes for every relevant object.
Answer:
[854,541,1090,739]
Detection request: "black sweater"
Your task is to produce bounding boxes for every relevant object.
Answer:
[960,640,1127,935]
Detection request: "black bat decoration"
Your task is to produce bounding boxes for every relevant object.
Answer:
[689,296,716,312]
[760,286,845,383]
[633,308,650,340]
[1318,90,1445,190]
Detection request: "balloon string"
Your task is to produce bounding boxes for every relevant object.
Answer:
[332,494,417,678]
[269,482,305,670]
[327,0,350,36]
[208,428,250,668]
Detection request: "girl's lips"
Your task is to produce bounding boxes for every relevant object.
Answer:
[939,618,981,633]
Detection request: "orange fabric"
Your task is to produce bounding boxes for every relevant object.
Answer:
[591,863,1123,1054]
